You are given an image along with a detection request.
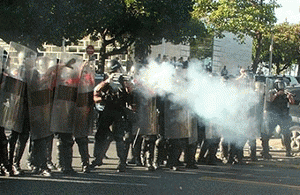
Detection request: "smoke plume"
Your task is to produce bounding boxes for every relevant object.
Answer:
[135,59,260,145]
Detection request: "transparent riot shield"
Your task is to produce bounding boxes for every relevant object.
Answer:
[135,95,159,135]
[261,77,276,135]
[253,76,266,135]
[0,42,37,132]
[50,54,82,134]
[27,56,56,140]
[73,61,95,138]
[164,99,198,144]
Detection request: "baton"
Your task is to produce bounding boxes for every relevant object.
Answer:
[132,128,140,149]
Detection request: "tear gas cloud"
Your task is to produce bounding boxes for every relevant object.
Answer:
[136,59,260,145]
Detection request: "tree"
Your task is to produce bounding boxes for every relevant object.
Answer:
[260,22,300,75]
[0,0,207,68]
[192,0,279,73]
[190,34,213,60]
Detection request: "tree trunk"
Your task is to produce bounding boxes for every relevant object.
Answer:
[99,36,108,71]
[252,32,263,74]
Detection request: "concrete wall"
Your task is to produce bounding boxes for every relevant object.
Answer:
[212,32,253,76]
[149,39,190,62]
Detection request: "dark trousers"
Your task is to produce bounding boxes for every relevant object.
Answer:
[8,130,29,168]
[94,108,128,166]
[31,136,50,170]
[57,133,74,171]
[75,136,90,167]
[197,138,220,164]
[166,139,183,167]
[0,126,9,169]
[262,112,292,154]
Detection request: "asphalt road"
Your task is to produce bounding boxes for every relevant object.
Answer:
[1,138,300,195]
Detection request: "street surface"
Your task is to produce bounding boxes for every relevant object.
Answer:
[1,138,300,195]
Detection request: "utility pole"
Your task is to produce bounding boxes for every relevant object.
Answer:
[269,33,273,75]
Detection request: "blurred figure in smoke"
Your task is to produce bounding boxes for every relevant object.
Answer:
[162,55,168,63]
[182,57,190,69]
[236,68,248,81]
[155,54,161,64]
[91,59,132,172]
[262,78,295,158]
[220,66,228,77]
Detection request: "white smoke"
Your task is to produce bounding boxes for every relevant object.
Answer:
[135,59,260,145]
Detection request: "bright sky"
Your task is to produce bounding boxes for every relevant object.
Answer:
[275,0,300,24]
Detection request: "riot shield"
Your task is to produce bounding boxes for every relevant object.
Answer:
[50,54,82,134]
[253,76,266,135]
[27,56,56,140]
[134,95,159,135]
[73,61,95,138]
[261,77,277,135]
[0,42,37,132]
[164,98,198,144]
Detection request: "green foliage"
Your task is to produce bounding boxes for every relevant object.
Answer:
[192,0,280,73]
[260,22,300,75]
[0,0,207,64]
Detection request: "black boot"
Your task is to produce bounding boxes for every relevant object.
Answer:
[57,134,75,174]
[91,138,110,169]
[185,142,198,169]
[45,135,56,170]
[0,142,11,176]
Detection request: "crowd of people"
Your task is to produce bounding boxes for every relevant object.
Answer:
[0,44,296,178]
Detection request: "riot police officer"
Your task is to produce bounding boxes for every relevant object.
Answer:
[91,59,132,172]
[262,78,295,158]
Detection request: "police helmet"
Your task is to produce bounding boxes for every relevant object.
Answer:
[274,78,286,90]
[107,59,122,73]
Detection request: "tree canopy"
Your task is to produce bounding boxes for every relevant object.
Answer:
[260,22,300,75]
[192,0,279,73]
[0,0,207,65]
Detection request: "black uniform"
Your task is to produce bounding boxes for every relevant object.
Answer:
[92,73,132,172]
[262,82,294,158]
